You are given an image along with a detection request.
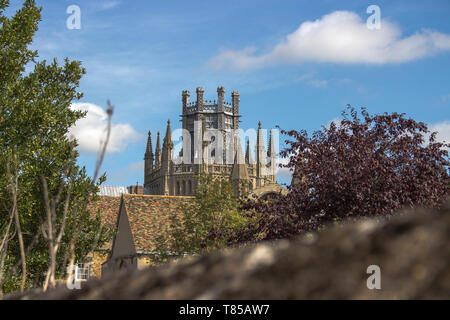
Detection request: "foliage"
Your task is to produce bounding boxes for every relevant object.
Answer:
[242,106,450,240]
[0,1,112,293]
[156,175,251,260]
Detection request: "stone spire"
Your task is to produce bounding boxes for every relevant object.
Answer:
[163,119,173,150]
[160,119,173,195]
[162,119,173,170]
[267,129,275,159]
[231,137,250,197]
[256,122,266,161]
[245,139,252,164]
[267,129,277,183]
[155,131,161,169]
[255,121,266,186]
[144,131,154,173]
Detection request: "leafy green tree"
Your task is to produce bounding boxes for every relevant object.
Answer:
[157,175,250,260]
[0,1,112,294]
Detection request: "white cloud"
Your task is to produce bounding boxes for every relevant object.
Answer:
[441,94,450,103]
[207,11,450,71]
[326,118,343,128]
[101,1,121,10]
[428,121,450,147]
[276,156,293,182]
[69,103,143,154]
[296,73,328,87]
[84,60,143,85]
[308,79,328,88]
[129,161,145,173]
[107,161,144,186]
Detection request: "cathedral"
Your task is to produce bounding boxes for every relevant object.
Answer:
[143,87,284,198]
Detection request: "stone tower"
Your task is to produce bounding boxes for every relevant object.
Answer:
[143,87,284,198]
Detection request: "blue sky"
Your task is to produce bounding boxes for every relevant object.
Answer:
[8,0,450,186]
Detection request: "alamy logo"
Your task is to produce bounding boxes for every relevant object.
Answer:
[66,5,81,30]
[171,124,279,168]
[366,265,381,290]
[66,264,81,290]
[366,5,381,30]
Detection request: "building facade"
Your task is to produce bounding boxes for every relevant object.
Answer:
[144,87,284,198]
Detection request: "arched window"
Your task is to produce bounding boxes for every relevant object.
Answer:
[188,180,192,195]
[176,181,180,195]
[182,181,186,195]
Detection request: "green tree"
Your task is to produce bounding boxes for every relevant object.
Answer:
[157,175,250,260]
[0,1,112,294]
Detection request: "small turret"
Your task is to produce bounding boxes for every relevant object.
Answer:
[217,86,225,112]
[144,131,154,173]
[245,139,253,165]
[155,131,161,169]
[162,119,173,171]
[231,137,250,197]
[196,87,204,112]
[255,121,266,187]
[163,119,173,149]
[182,90,190,114]
[256,121,266,165]
[267,129,277,183]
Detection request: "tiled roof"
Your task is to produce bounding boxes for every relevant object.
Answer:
[87,196,122,229]
[98,186,129,197]
[122,194,194,252]
[87,194,194,252]
[87,196,122,250]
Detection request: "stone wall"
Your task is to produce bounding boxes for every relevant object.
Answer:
[8,200,450,299]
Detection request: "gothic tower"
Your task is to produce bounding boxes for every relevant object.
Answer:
[143,87,284,198]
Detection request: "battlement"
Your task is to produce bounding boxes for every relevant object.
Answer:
[182,87,239,115]
[185,101,234,114]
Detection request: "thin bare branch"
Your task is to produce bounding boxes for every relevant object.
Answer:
[65,100,113,280]
[6,151,27,292]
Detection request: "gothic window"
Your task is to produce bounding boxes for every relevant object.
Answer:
[182,181,186,195]
[177,181,180,195]
[188,180,192,195]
